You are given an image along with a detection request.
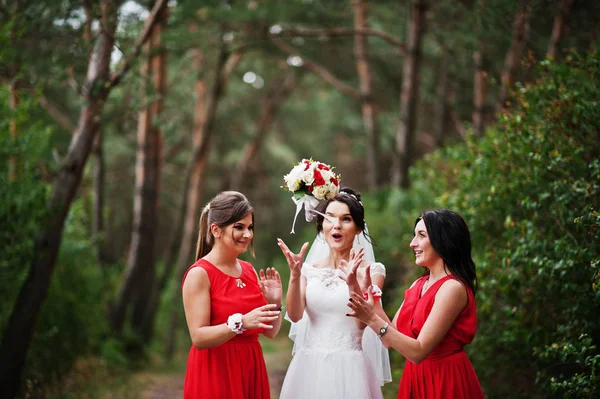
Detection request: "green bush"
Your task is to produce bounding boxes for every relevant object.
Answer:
[0,88,51,335]
[369,50,600,398]
[23,199,107,392]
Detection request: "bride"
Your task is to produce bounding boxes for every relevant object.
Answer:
[277,188,390,398]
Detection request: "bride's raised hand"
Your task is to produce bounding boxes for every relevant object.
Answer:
[339,248,364,295]
[358,261,373,294]
[277,238,309,279]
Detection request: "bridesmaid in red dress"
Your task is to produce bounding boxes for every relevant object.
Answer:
[347,209,484,398]
[182,191,283,399]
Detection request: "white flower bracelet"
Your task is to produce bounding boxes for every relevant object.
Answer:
[227,313,246,334]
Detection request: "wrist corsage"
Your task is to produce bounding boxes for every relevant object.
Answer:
[227,313,246,334]
[362,285,383,300]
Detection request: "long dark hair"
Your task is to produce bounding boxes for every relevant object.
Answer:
[195,191,254,260]
[417,209,478,293]
[314,187,371,242]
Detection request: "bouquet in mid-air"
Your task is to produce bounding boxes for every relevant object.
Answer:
[283,158,341,233]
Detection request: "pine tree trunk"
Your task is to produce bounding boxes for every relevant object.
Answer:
[92,133,106,264]
[391,0,428,188]
[473,0,488,136]
[111,7,167,336]
[433,50,449,147]
[8,0,20,181]
[497,0,531,112]
[547,0,574,60]
[165,40,234,359]
[8,79,19,181]
[354,0,380,190]
[231,72,297,190]
[0,2,118,397]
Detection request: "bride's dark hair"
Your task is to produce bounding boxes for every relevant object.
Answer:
[314,187,371,243]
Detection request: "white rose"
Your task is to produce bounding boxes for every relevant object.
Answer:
[302,169,315,185]
[325,182,339,199]
[319,169,333,182]
[284,164,304,185]
[312,184,329,200]
[290,164,305,177]
[287,179,301,192]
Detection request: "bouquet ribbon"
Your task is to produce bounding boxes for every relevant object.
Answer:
[290,194,320,234]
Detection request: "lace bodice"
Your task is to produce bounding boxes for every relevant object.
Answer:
[301,264,362,353]
[299,262,386,354]
[282,262,391,397]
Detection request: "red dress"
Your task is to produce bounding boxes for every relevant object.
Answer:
[396,275,484,399]
[182,259,270,399]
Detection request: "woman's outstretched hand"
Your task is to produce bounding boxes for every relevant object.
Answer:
[242,303,281,330]
[338,248,365,295]
[277,238,309,279]
[259,267,282,306]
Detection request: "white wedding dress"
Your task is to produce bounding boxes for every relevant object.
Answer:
[279,263,387,399]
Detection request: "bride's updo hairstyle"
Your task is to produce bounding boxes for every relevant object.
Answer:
[195,191,255,260]
[314,187,370,241]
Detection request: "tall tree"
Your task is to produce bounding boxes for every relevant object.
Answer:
[497,0,531,112]
[0,1,168,396]
[8,0,21,181]
[165,37,240,358]
[112,5,168,336]
[354,0,380,189]
[547,0,575,59]
[85,1,107,265]
[391,0,428,188]
[231,70,297,190]
[433,49,450,147]
[473,0,488,136]
[139,43,243,345]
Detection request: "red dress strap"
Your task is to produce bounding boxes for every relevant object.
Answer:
[181,258,216,288]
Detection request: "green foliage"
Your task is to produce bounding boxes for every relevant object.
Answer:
[368,51,600,398]
[0,88,117,396]
[536,334,600,398]
[24,200,107,392]
[0,87,51,334]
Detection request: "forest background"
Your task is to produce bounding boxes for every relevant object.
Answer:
[1,0,599,398]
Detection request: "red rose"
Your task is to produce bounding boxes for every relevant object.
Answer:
[304,160,311,170]
[307,186,314,192]
[331,177,338,186]
[313,170,326,186]
[317,163,330,171]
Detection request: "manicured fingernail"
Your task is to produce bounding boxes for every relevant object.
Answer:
[349,298,353,301]
[345,314,349,316]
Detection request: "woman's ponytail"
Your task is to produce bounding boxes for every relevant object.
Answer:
[195,204,212,261]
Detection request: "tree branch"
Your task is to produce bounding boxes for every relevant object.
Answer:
[39,94,76,132]
[107,0,168,90]
[273,27,406,56]
[270,37,360,99]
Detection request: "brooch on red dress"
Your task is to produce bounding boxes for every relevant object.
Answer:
[236,278,246,288]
